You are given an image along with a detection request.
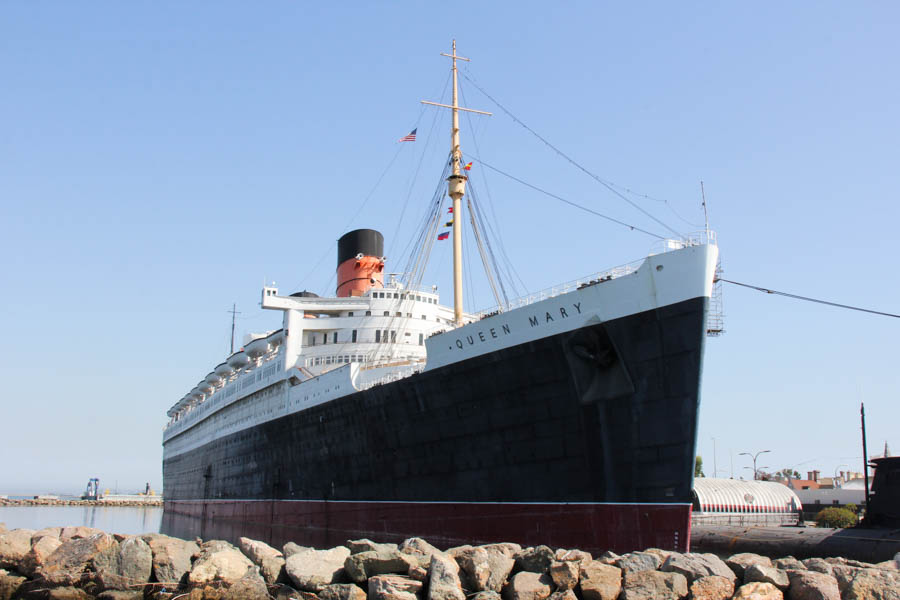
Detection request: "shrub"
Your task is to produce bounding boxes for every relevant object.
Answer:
[845,503,858,514]
[815,507,858,528]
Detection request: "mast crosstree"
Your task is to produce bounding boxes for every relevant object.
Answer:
[422,40,491,326]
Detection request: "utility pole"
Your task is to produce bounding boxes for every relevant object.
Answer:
[861,402,870,518]
[712,437,718,477]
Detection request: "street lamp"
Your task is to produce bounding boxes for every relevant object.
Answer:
[739,450,771,480]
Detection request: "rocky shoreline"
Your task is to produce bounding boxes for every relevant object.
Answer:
[0,522,897,600]
[0,499,162,508]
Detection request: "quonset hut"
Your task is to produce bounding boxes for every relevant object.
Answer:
[692,478,802,526]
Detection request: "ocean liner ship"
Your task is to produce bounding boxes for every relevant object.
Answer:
[162,42,720,553]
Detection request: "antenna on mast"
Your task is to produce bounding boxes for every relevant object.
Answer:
[228,303,241,353]
[421,40,492,327]
[701,180,710,239]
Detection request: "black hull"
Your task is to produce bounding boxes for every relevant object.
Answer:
[163,296,707,547]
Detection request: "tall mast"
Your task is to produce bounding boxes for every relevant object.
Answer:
[421,40,491,326]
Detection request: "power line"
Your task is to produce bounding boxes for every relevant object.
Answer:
[719,279,900,319]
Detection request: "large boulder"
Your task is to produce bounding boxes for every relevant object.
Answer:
[554,549,591,564]
[660,553,736,586]
[614,552,661,576]
[619,570,687,600]
[832,565,900,600]
[285,545,351,592]
[547,591,577,600]
[0,529,35,569]
[368,574,424,600]
[428,553,465,600]
[319,583,368,600]
[802,558,834,576]
[688,575,734,600]
[93,535,153,591]
[344,547,415,584]
[32,527,63,543]
[745,564,789,590]
[455,546,516,592]
[188,540,262,587]
[59,527,104,542]
[577,561,621,600]
[190,573,271,600]
[502,571,553,600]
[399,538,447,569]
[787,570,840,600]
[514,547,555,575]
[41,532,120,588]
[774,556,805,571]
[239,536,286,584]
[141,533,199,585]
[732,582,783,600]
[726,553,772,581]
[549,560,579,591]
[284,542,313,558]
[21,534,63,576]
[346,539,398,554]
[0,568,27,600]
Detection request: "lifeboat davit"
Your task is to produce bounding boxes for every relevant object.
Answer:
[267,329,284,348]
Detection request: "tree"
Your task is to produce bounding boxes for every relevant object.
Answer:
[815,507,858,528]
[779,468,801,479]
[695,455,705,477]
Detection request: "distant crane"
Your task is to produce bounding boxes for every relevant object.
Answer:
[82,478,101,500]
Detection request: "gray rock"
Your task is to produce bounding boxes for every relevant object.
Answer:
[141,533,199,585]
[643,548,672,564]
[472,592,502,600]
[97,591,144,600]
[595,551,619,566]
[0,568,27,600]
[502,571,553,600]
[577,561,621,600]
[368,574,424,600]
[832,565,900,600]
[239,536,286,584]
[688,575,734,600]
[319,583,368,600]
[774,556,805,571]
[93,535,153,591]
[21,533,63,576]
[347,539,399,554]
[41,532,120,588]
[745,564,789,590]
[428,553,465,600]
[285,542,314,558]
[271,583,317,600]
[0,529,35,569]
[344,547,415,584]
[35,586,94,599]
[482,543,522,558]
[726,553,773,580]
[787,570,840,600]
[614,552,661,576]
[547,591,577,600]
[285,545,351,592]
[514,546,555,574]
[554,549,591,563]
[32,527,63,543]
[732,581,783,600]
[188,539,261,586]
[619,570,688,600]
[802,558,834,576]
[59,526,104,542]
[549,560,579,590]
[455,546,516,592]
[660,553,736,585]
[399,538,446,568]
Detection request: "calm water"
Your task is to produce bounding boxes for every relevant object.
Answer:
[0,505,162,535]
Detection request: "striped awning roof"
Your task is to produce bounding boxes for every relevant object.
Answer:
[693,477,803,513]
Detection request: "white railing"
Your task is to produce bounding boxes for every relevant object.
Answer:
[356,365,424,391]
[472,259,644,319]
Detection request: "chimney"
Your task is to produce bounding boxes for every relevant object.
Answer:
[336,229,385,298]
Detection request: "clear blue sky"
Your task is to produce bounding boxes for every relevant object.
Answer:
[1,2,897,495]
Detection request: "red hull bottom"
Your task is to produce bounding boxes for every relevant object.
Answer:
[163,500,692,554]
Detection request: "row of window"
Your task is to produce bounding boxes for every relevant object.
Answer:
[308,330,424,346]
[371,291,437,303]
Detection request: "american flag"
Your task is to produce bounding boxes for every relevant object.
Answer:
[398,128,417,142]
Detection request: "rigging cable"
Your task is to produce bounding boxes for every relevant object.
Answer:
[473,157,667,240]
[719,279,900,319]
[459,70,683,239]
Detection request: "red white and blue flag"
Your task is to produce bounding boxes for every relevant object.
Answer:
[398,128,417,142]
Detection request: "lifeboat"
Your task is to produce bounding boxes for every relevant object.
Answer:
[267,329,284,348]
[198,381,214,395]
[214,362,233,377]
[205,371,222,385]
[245,337,270,359]
[228,351,250,369]
[189,387,203,401]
